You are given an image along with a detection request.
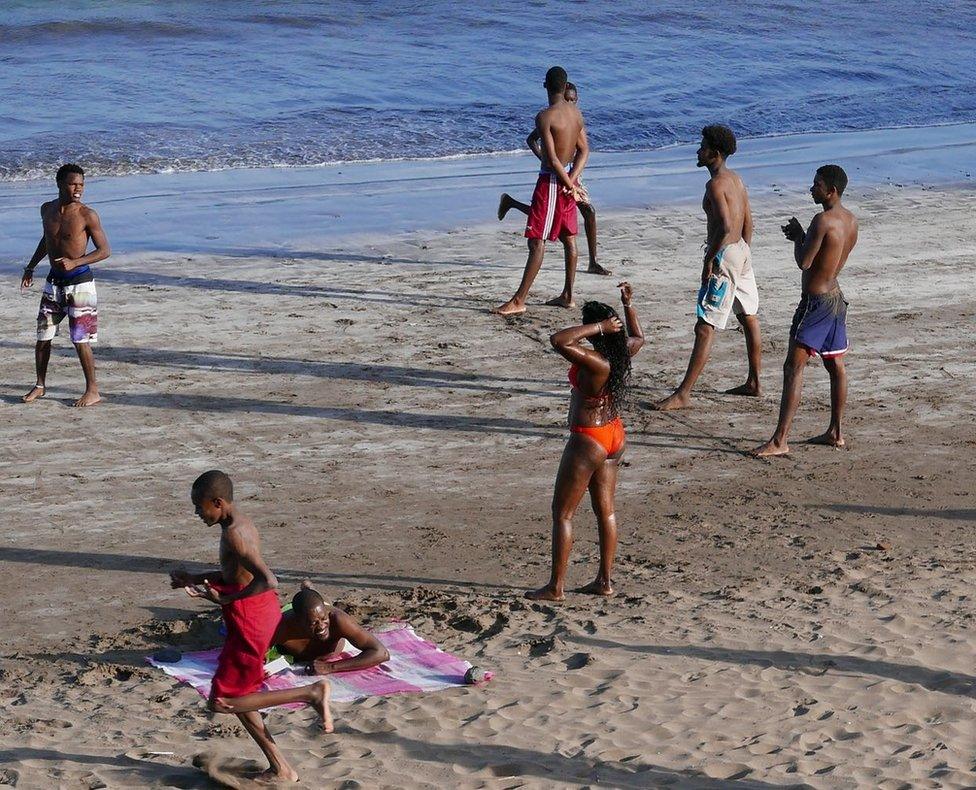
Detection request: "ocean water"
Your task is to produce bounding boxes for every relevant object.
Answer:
[2,1,975,182]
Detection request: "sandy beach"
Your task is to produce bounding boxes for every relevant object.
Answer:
[1,177,975,787]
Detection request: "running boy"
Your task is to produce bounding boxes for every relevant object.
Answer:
[170,471,332,784]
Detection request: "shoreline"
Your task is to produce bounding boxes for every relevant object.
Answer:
[1,122,974,263]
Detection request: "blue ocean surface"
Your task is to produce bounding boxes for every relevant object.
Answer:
[2,0,975,181]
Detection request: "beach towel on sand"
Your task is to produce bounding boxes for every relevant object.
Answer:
[148,623,491,706]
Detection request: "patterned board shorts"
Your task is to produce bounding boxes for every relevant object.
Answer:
[37,279,98,344]
[696,239,759,330]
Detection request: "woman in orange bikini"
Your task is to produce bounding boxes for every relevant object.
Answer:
[527,282,644,601]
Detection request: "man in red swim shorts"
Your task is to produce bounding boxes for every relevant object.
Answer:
[495,65,589,316]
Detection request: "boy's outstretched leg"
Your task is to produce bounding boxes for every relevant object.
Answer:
[213,680,333,733]
[498,193,530,220]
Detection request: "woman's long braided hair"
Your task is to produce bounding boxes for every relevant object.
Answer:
[581,301,632,412]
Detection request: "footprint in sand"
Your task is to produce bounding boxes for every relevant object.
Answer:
[563,652,593,670]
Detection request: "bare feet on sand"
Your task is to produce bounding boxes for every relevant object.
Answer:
[497,193,514,221]
[544,295,575,309]
[651,391,692,411]
[806,431,846,448]
[22,385,45,403]
[576,579,614,596]
[724,382,760,397]
[73,390,103,407]
[586,262,612,276]
[255,767,299,785]
[310,680,334,732]
[751,439,789,458]
[493,299,526,316]
[525,585,565,602]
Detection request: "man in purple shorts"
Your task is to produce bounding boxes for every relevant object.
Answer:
[20,164,111,407]
[753,165,858,457]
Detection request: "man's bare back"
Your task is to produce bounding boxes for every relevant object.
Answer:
[537,101,584,173]
[218,515,263,587]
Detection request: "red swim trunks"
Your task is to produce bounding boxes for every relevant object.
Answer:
[211,584,282,699]
[525,171,578,241]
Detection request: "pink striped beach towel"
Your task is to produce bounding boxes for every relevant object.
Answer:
[147,623,491,706]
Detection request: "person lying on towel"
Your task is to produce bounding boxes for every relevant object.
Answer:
[271,581,391,675]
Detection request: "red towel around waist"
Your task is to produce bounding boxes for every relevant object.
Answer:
[210,583,282,698]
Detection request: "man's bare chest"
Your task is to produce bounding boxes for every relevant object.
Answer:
[44,212,85,241]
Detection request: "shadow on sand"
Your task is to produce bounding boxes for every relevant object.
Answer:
[565,633,976,699]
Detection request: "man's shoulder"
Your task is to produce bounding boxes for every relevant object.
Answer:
[225,515,259,543]
[715,168,744,187]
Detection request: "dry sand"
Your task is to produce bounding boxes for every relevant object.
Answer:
[1,185,975,788]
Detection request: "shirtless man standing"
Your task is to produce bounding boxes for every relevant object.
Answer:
[753,165,858,457]
[498,82,608,276]
[495,66,589,316]
[654,125,762,410]
[21,164,110,407]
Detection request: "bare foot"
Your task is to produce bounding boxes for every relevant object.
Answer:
[493,299,526,316]
[651,391,692,411]
[576,579,614,597]
[586,262,612,276]
[806,431,846,448]
[73,390,103,407]
[724,382,760,397]
[751,439,789,458]
[497,193,513,221]
[544,295,575,309]
[22,385,45,403]
[254,767,299,785]
[310,680,333,732]
[525,585,565,602]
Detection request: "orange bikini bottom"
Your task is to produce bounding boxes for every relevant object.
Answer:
[571,417,625,456]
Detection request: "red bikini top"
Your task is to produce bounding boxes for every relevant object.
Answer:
[568,364,610,405]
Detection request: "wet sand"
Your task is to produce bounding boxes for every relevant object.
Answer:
[1,184,975,788]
